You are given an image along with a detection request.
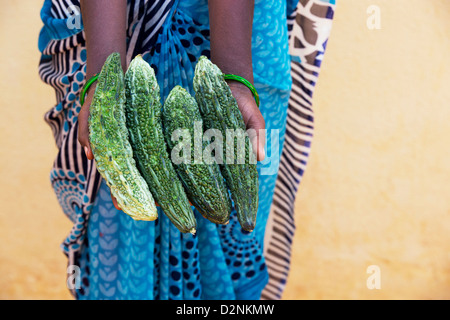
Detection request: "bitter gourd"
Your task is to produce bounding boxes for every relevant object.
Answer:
[193,56,259,232]
[88,52,158,221]
[125,55,196,234]
[162,85,232,225]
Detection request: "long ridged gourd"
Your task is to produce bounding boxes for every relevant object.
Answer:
[193,56,259,232]
[124,55,196,234]
[88,53,158,221]
[162,85,232,225]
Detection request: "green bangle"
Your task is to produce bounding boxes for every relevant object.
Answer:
[80,74,99,106]
[223,74,260,108]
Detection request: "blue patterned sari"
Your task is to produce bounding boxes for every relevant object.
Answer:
[38,0,336,300]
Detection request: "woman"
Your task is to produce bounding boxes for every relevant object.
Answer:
[38,0,336,299]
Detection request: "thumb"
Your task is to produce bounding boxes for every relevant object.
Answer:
[246,110,266,162]
[228,82,265,161]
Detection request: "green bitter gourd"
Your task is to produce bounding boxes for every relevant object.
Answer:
[162,85,232,225]
[88,52,158,221]
[124,55,196,234]
[193,56,259,232]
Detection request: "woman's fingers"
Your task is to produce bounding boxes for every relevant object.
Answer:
[77,106,94,160]
[77,88,96,160]
[228,82,266,161]
[242,102,266,162]
[110,192,122,211]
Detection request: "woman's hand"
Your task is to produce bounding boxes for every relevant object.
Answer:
[207,0,262,160]
[228,81,266,162]
[78,0,127,211]
[78,85,95,161]
[77,86,122,211]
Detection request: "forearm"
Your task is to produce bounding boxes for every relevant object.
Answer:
[81,0,127,79]
[208,0,255,84]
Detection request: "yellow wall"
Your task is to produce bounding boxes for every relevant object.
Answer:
[283,0,450,299]
[0,0,73,299]
[0,0,449,299]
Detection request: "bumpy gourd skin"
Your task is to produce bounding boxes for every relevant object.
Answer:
[162,86,232,225]
[88,53,158,221]
[125,55,196,234]
[193,56,259,232]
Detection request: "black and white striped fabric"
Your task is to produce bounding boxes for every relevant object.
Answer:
[262,0,336,300]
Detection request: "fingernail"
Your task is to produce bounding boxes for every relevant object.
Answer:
[84,146,89,157]
[260,142,265,161]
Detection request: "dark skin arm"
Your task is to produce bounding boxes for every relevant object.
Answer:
[77,1,265,211]
[77,0,127,210]
[208,0,265,161]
